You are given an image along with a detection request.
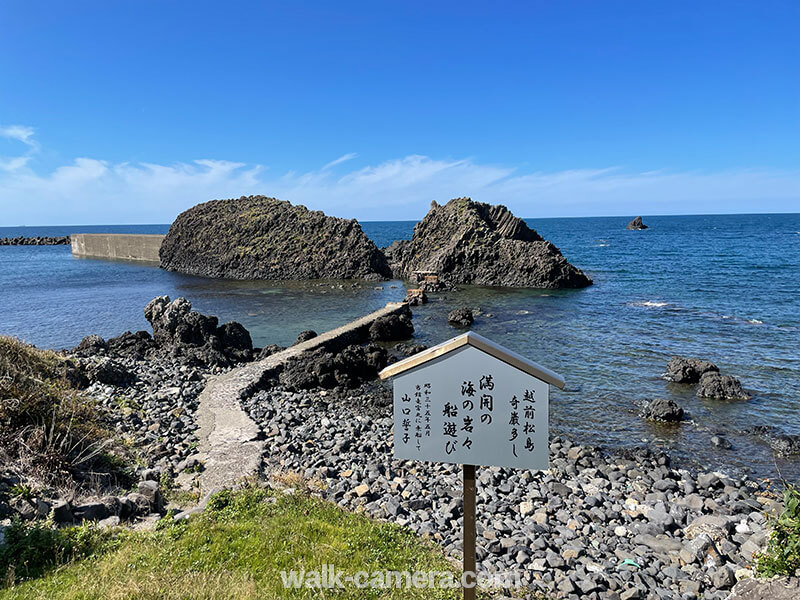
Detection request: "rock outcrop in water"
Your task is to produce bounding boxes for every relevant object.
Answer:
[626,216,648,230]
[159,196,391,281]
[386,198,592,288]
[663,356,719,384]
[696,372,750,400]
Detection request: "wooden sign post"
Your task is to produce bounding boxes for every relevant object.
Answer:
[379,331,565,598]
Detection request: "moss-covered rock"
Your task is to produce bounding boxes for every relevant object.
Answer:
[159,196,391,280]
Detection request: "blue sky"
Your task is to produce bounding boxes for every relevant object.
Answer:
[1,0,798,224]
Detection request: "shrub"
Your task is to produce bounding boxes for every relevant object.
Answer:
[756,483,800,577]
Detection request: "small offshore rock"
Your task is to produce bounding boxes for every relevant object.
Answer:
[663,356,719,383]
[626,216,648,230]
[641,398,684,422]
[711,435,733,450]
[697,372,750,400]
[447,307,474,328]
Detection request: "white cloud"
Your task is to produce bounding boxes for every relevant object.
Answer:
[0,127,798,225]
[0,124,39,172]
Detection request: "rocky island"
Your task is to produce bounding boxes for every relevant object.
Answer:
[159,196,392,280]
[626,216,649,230]
[385,198,592,288]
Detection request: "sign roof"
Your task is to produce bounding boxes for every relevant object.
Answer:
[378,331,566,389]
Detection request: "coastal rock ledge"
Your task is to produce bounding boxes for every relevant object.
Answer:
[386,198,592,288]
[159,196,392,280]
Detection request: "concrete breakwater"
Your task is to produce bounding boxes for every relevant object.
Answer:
[70,233,164,262]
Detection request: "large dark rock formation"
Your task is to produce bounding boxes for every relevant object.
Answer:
[626,216,648,230]
[159,196,391,281]
[386,198,592,288]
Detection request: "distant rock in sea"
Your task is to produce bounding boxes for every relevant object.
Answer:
[626,216,648,230]
[159,196,392,281]
[386,198,592,288]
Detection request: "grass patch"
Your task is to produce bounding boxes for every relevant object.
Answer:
[0,336,124,486]
[756,483,800,577]
[0,487,463,599]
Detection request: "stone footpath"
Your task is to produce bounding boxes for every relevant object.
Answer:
[195,302,407,495]
[239,384,787,600]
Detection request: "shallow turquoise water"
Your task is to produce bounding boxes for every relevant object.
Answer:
[1,214,798,479]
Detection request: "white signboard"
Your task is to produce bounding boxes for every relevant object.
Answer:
[391,344,549,470]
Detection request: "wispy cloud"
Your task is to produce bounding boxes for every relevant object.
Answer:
[0,127,798,225]
[0,124,39,172]
[321,152,357,170]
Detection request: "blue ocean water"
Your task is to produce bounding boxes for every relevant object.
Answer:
[1,214,798,479]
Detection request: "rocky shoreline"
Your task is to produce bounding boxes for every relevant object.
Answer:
[0,235,70,245]
[1,299,795,599]
[239,383,782,600]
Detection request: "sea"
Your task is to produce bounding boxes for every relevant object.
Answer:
[1,214,798,481]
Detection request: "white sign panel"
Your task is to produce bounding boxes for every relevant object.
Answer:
[393,344,549,470]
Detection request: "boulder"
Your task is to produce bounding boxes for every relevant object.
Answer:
[74,334,107,356]
[750,426,800,457]
[368,306,414,341]
[448,307,474,328]
[403,288,428,306]
[105,330,156,359]
[697,372,750,400]
[292,330,318,345]
[393,342,428,357]
[388,198,592,288]
[257,344,286,360]
[663,356,719,384]
[159,196,391,281]
[50,500,74,523]
[126,492,152,515]
[86,358,136,387]
[626,216,648,230]
[137,480,163,512]
[72,502,109,522]
[279,344,388,390]
[725,576,800,600]
[641,398,684,422]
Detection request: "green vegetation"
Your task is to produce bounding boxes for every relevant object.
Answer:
[0,336,124,485]
[1,487,462,599]
[756,483,800,577]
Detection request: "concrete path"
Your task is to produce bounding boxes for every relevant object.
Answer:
[195,302,406,495]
